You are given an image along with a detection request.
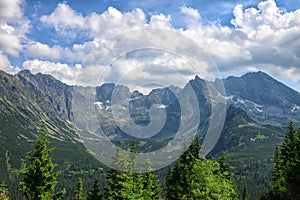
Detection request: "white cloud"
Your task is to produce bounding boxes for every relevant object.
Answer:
[87,7,147,39]
[23,59,79,85]
[180,7,201,27]
[25,42,62,60]
[0,0,23,21]
[40,4,147,40]
[0,23,22,56]
[0,0,29,57]
[40,3,87,38]
[0,52,20,74]
[63,41,98,63]
[13,0,300,92]
[149,14,172,28]
[231,4,243,27]
[22,59,109,87]
[0,0,29,74]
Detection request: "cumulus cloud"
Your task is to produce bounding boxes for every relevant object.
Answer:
[40,4,147,40]
[0,0,23,21]
[22,59,110,87]
[0,23,22,56]
[0,52,20,74]
[87,7,146,38]
[25,42,62,60]
[23,59,80,85]
[34,0,300,90]
[149,14,172,28]
[180,6,201,27]
[0,0,29,57]
[0,0,29,74]
[226,0,300,79]
[40,3,87,38]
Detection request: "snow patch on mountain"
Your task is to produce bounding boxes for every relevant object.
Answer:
[291,105,300,112]
[94,101,103,109]
[156,104,167,109]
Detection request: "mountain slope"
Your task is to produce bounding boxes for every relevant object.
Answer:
[0,70,103,199]
[224,71,300,125]
[0,69,299,199]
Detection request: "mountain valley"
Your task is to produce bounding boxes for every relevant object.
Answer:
[0,69,299,199]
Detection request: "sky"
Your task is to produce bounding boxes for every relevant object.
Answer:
[1,0,300,92]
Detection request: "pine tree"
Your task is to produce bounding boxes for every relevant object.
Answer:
[106,146,127,199]
[293,127,300,197]
[261,121,300,200]
[218,151,231,180]
[106,142,162,199]
[142,163,162,200]
[189,136,201,160]
[165,160,183,200]
[106,143,144,200]
[74,178,85,200]
[19,125,65,200]
[87,180,102,200]
[272,145,283,181]
[281,121,297,173]
[165,136,201,199]
[0,182,9,200]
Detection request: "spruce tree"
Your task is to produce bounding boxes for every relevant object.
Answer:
[106,143,143,200]
[272,145,283,181]
[279,121,298,198]
[165,136,201,199]
[261,121,300,199]
[74,178,85,200]
[106,142,162,199]
[87,180,102,200]
[19,125,65,200]
[165,160,183,200]
[189,136,201,160]
[142,163,162,200]
[281,121,297,173]
[218,151,231,180]
[293,128,300,197]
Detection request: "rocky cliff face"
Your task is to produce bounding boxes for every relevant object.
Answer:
[16,70,73,121]
[0,70,77,141]
[92,71,300,139]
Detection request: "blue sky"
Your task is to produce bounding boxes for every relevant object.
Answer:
[1,0,300,92]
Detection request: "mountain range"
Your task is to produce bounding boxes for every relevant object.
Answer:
[0,69,299,199]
